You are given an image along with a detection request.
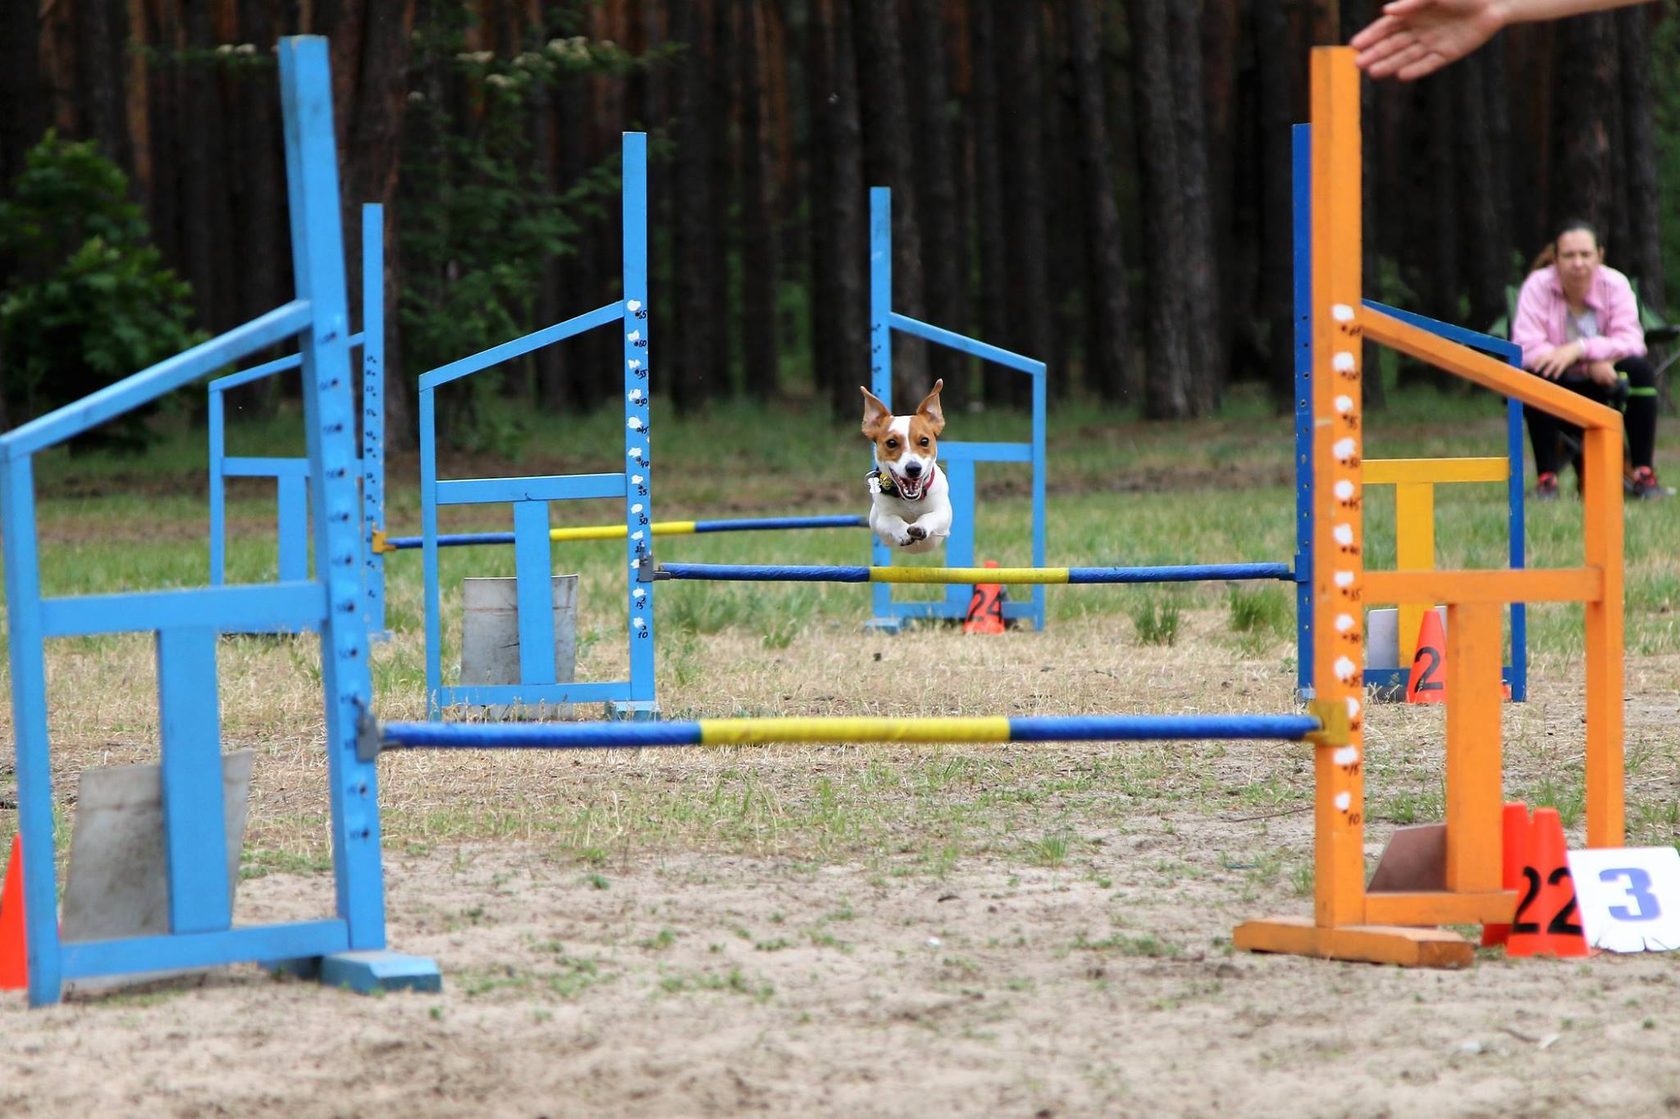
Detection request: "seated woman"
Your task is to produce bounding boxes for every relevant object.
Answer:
[1513,219,1668,500]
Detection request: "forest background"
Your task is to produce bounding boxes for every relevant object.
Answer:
[3,0,1679,449]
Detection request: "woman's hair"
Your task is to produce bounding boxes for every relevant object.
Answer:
[1528,218,1601,273]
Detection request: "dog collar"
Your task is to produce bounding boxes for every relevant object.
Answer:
[867,467,931,503]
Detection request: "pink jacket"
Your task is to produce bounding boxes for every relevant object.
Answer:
[1512,263,1646,372]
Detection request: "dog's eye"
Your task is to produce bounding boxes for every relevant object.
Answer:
[918,437,930,446]
[885,438,897,448]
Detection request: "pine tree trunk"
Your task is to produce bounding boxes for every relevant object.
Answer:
[705,0,735,400]
[0,0,44,192]
[1067,0,1131,404]
[1129,0,1192,419]
[670,0,721,412]
[1551,15,1615,236]
[995,1,1050,409]
[1254,0,1296,410]
[1616,7,1663,311]
[1456,55,1507,337]
[1482,37,1517,294]
[905,0,967,395]
[531,57,566,411]
[549,59,592,412]
[179,3,228,330]
[1205,0,1245,403]
[231,0,287,414]
[1169,0,1223,416]
[851,0,925,401]
[807,0,869,419]
[73,0,134,177]
[968,1,1008,406]
[332,0,417,446]
[738,0,780,397]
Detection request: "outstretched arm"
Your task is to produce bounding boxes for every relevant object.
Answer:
[1351,0,1652,81]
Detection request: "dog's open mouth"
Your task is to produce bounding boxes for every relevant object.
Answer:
[893,471,927,500]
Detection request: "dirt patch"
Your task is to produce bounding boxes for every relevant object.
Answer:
[3,621,1678,1117]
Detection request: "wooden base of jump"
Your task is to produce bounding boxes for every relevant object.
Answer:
[1233,917,1474,969]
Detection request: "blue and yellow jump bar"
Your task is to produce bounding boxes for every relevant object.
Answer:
[374,514,868,553]
[369,712,1322,755]
[650,562,1294,584]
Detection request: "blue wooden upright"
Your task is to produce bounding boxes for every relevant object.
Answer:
[867,188,1048,632]
[417,133,656,719]
[0,37,436,1006]
[1289,123,1528,701]
[206,203,387,639]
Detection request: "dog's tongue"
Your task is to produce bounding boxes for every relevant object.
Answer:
[898,474,924,498]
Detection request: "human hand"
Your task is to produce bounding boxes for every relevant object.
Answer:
[1532,341,1584,379]
[1351,0,1507,81]
[1585,360,1618,386]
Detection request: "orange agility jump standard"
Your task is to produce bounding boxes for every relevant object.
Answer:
[1233,47,1625,968]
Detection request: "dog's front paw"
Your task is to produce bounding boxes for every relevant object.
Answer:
[905,525,927,542]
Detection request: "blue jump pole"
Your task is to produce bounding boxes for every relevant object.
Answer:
[368,713,1324,754]
[650,562,1296,585]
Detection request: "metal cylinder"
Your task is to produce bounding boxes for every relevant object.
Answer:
[459,575,578,719]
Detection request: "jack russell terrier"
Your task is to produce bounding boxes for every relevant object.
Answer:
[861,379,951,554]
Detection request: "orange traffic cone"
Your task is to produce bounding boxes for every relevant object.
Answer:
[1481,802,1531,947]
[0,834,26,990]
[1404,608,1447,704]
[963,560,1006,635]
[1504,807,1590,959]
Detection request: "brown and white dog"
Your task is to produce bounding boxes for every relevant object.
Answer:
[861,379,951,554]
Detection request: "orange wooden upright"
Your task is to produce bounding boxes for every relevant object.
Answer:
[1233,46,1625,968]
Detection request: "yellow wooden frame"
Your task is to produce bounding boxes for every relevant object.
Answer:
[1233,48,1624,968]
[1363,457,1508,666]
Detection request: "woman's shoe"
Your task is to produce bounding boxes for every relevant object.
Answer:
[1630,466,1674,500]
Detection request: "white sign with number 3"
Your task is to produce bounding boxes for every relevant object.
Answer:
[1565,847,1680,953]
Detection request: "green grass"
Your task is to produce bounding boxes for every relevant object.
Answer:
[1129,595,1182,646]
[20,382,1677,655]
[6,384,1679,861]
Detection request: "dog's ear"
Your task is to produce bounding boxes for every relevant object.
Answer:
[915,378,945,435]
[860,386,891,437]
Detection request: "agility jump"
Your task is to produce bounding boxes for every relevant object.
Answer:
[1232,47,1624,968]
[1,38,433,1007]
[1,40,1628,1006]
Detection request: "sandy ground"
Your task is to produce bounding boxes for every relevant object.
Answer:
[5,807,1680,1117]
[3,623,1679,1118]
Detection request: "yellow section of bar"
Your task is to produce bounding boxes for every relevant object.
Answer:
[867,567,1070,584]
[1363,458,1507,485]
[1393,481,1435,667]
[1363,457,1507,664]
[550,520,698,542]
[699,717,1013,746]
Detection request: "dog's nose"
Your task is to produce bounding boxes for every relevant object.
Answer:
[903,461,923,478]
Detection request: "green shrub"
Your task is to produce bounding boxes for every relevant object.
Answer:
[0,132,201,449]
